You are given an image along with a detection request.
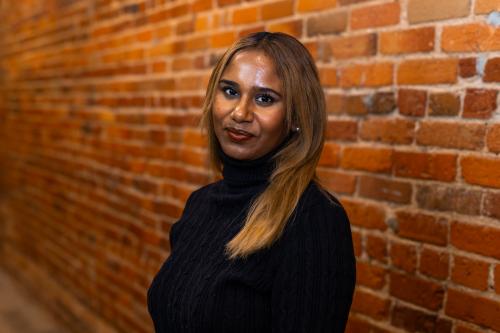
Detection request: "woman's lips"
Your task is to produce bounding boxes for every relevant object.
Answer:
[226,128,254,142]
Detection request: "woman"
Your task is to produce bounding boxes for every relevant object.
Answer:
[147,32,356,332]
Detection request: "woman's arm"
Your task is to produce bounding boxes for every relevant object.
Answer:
[271,194,356,332]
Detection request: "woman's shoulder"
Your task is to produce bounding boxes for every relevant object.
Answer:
[300,181,344,212]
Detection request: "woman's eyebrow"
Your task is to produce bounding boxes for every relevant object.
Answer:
[219,79,282,98]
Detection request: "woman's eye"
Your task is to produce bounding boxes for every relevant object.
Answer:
[222,86,238,98]
[255,94,275,105]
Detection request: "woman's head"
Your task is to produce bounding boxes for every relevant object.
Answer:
[201,32,326,169]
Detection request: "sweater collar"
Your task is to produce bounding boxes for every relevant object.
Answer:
[220,136,290,188]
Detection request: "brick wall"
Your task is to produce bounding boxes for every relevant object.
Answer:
[0,0,499,332]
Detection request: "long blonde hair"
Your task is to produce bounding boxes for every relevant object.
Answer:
[200,32,326,259]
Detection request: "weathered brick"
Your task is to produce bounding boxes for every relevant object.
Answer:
[446,288,500,331]
[268,19,303,38]
[390,241,417,273]
[452,255,490,291]
[393,151,457,182]
[416,185,483,215]
[451,221,500,259]
[398,89,427,116]
[262,0,293,20]
[395,211,448,246]
[487,124,500,153]
[475,0,500,14]
[456,325,486,333]
[442,23,500,52]
[329,33,377,59]
[342,199,386,230]
[408,0,470,23]
[496,265,500,294]
[398,59,458,84]
[297,0,336,12]
[392,304,451,333]
[317,169,356,194]
[461,156,500,189]
[366,234,387,263]
[429,93,460,116]
[351,2,400,30]
[325,119,357,141]
[341,147,393,173]
[351,289,390,320]
[483,192,500,219]
[346,316,392,333]
[359,175,412,204]
[459,58,477,77]
[417,121,485,150]
[463,89,498,119]
[318,142,340,167]
[420,248,449,280]
[357,261,386,289]
[359,118,414,144]
[232,6,258,25]
[484,57,500,82]
[390,271,445,311]
[319,66,338,87]
[339,62,393,88]
[307,11,347,36]
[380,27,435,54]
[352,230,362,257]
[368,92,396,114]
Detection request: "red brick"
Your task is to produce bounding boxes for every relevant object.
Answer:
[359,118,414,144]
[268,19,303,38]
[297,0,336,12]
[390,271,445,311]
[318,142,340,167]
[451,221,500,259]
[496,265,500,294]
[395,211,448,246]
[351,2,400,30]
[398,59,458,85]
[341,147,393,173]
[325,119,357,141]
[456,325,485,333]
[319,67,338,87]
[352,230,362,257]
[341,199,386,230]
[420,248,449,280]
[484,57,500,82]
[390,241,417,273]
[325,94,345,114]
[416,185,483,216]
[429,93,460,116]
[417,121,485,150]
[380,27,435,54]
[217,0,239,6]
[483,192,500,219]
[356,261,386,289]
[366,234,387,263]
[262,0,293,20]
[459,58,477,78]
[232,6,258,25]
[452,255,490,291]
[359,175,412,204]
[329,33,377,59]
[369,92,396,114]
[339,0,372,4]
[442,23,500,52]
[463,89,497,119]
[351,289,390,320]
[446,288,500,331]
[475,0,500,14]
[487,124,500,153]
[346,316,392,333]
[307,11,347,36]
[408,0,470,23]
[393,151,457,182]
[461,155,500,189]
[344,95,369,115]
[317,169,356,194]
[398,89,427,117]
[391,304,451,333]
[339,63,393,88]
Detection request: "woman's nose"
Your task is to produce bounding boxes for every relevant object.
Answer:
[230,96,253,122]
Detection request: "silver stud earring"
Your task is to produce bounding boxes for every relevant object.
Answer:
[294,127,300,132]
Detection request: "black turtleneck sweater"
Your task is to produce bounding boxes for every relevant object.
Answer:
[147,146,356,333]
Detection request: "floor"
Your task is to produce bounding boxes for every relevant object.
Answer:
[0,267,68,333]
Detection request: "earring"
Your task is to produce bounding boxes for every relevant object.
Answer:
[294,127,300,132]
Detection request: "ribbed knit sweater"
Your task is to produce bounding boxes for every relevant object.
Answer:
[147,146,356,333]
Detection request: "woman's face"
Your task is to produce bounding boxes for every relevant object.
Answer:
[212,50,288,161]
